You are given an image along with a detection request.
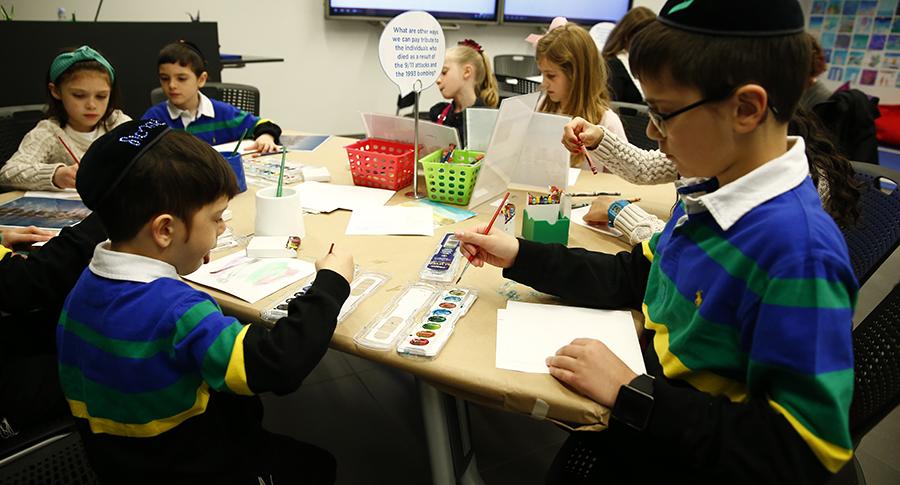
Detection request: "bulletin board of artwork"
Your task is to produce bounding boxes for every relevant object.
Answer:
[809,0,900,88]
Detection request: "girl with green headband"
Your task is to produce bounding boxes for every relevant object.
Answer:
[0,45,131,191]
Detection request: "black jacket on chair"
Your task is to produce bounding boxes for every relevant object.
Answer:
[813,89,880,164]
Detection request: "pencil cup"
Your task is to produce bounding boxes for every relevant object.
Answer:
[220,151,247,193]
[255,187,305,238]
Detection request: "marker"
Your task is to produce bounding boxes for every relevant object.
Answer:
[57,136,79,164]
[456,191,510,284]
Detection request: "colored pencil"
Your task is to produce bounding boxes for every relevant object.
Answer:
[456,191,510,284]
[57,136,79,164]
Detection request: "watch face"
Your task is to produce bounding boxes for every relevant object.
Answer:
[612,377,654,432]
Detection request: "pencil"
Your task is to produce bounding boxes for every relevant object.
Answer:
[57,136,79,164]
[328,243,334,254]
[456,191,510,285]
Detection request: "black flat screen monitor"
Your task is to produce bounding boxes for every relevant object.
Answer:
[502,0,633,25]
[325,0,499,22]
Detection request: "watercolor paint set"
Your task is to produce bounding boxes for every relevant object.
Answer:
[354,282,439,350]
[419,232,464,283]
[396,286,477,359]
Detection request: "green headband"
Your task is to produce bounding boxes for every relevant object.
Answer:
[49,45,115,83]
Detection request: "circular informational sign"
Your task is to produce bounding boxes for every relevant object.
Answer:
[378,11,445,94]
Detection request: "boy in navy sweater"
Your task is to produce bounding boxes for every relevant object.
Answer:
[457,1,857,483]
[60,119,351,484]
[143,41,281,151]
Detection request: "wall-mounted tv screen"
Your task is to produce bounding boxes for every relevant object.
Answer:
[325,0,499,22]
[502,0,633,25]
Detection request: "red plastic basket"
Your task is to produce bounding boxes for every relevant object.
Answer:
[344,138,417,191]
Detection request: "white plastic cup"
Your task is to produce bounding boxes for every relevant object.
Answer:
[255,186,305,238]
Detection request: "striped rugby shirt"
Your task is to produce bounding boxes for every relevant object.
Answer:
[56,242,348,479]
[505,137,856,482]
[142,93,281,146]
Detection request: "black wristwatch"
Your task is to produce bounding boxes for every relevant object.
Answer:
[611,374,655,431]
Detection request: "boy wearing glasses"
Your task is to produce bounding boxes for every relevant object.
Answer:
[455,0,856,483]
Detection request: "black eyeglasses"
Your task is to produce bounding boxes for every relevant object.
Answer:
[647,89,734,137]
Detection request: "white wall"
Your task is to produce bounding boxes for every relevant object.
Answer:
[15,0,664,134]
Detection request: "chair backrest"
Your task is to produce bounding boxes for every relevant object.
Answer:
[610,101,656,151]
[0,104,46,167]
[842,162,900,285]
[544,431,603,485]
[850,282,900,444]
[0,417,99,484]
[493,54,540,78]
[150,82,261,116]
[495,74,541,99]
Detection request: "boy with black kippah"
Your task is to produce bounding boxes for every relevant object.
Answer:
[143,41,282,151]
[455,1,857,483]
[60,119,353,484]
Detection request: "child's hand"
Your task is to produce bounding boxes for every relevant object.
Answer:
[562,117,604,154]
[316,248,354,284]
[454,225,519,269]
[582,196,619,225]
[248,134,279,154]
[1,226,53,249]
[52,164,78,189]
[546,338,638,407]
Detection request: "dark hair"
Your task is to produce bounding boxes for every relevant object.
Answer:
[96,131,238,241]
[158,41,207,76]
[45,47,122,130]
[789,107,860,227]
[629,21,811,123]
[601,7,656,59]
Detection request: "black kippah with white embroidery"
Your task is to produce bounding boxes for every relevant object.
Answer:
[77,118,171,210]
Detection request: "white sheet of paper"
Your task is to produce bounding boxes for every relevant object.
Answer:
[495,301,645,375]
[183,252,315,303]
[570,206,623,237]
[464,108,499,152]
[210,141,256,154]
[24,189,80,200]
[295,181,395,213]
[345,206,434,236]
[361,112,460,154]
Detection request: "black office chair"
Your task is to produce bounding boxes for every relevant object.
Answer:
[610,101,656,151]
[0,416,99,484]
[150,82,261,116]
[495,74,541,102]
[493,54,540,78]
[842,163,900,286]
[395,92,430,120]
[0,104,46,167]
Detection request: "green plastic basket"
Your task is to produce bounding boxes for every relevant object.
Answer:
[421,149,483,205]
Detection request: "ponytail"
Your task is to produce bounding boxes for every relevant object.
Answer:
[478,51,499,108]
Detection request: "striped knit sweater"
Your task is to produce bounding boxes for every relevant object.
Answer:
[505,138,856,483]
[56,243,348,481]
[142,97,280,146]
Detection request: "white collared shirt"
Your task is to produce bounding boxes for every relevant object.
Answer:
[675,136,810,231]
[89,241,180,283]
[166,92,215,129]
